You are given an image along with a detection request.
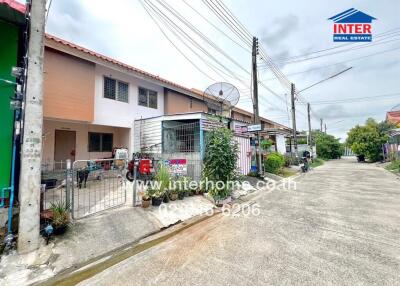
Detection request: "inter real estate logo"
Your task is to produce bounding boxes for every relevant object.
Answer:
[328,8,376,42]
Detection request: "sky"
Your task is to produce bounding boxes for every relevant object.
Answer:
[29,0,400,141]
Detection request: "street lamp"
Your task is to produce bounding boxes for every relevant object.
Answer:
[296,67,353,94]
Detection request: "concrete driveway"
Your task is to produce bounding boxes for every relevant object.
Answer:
[79,158,400,285]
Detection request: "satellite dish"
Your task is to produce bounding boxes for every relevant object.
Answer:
[203,82,240,117]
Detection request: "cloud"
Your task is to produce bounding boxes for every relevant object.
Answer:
[314,105,350,119]
[261,14,299,47]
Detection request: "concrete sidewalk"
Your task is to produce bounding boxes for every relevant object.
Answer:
[0,194,216,286]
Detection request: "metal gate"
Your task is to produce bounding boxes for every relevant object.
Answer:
[71,158,127,219]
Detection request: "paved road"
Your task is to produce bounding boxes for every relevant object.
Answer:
[79,158,400,285]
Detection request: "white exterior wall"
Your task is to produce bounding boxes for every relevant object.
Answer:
[276,134,286,154]
[133,118,162,154]
[93,65,164,128]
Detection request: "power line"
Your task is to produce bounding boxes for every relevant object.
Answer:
[303,92,400,105]
[201,0,252,46]
[272,36,400,65]
[181,0,251,52]
[200,0,292,109]
[260,45,400,79]
[139,0,218,82]
[155,0,250,78]
[269,27,400,62]
[141,0,253,97]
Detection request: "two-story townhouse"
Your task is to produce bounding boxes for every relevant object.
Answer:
[42,34,205,169]
[42,34,292,171]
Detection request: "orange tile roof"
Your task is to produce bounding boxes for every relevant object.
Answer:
[387,110,400,124]
[0,0,26,14]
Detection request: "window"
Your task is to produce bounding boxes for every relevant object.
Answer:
[103,76,129,103]
[138,87,148,106]
[104,77,116,100]
[89,132,113,152]
[138,87,158,109]
[118,81,129,102]
[208,107,217,114]
[149,90,157,109]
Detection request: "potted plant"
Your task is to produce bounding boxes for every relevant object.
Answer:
[177,188,185,200]
[169,189,179,201]
[163,190,170,203]
[50,201,70,235]
[209,186,232,207]
[151,190,164,206]
[141,190,151,208]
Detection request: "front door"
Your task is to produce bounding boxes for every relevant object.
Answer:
[54,130,76,169]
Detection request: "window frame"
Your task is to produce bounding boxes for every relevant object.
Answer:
[88,132,114,152]
[103,76,129,103]
[137,86,158,109]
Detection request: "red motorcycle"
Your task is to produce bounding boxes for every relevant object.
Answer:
[126,154,156,182]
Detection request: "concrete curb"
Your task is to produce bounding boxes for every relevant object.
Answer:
[36,209,222,286]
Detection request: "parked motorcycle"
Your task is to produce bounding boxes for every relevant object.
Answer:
[300,157,310,173]
[126,153,155,182]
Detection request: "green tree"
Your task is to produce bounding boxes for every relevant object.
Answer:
[203,128,239,184]
[346,118,392,162]
[312,130,343,160]
[260,139,273,151]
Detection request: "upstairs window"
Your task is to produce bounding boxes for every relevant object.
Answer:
[103,76,129,103]
[138,87,158,109]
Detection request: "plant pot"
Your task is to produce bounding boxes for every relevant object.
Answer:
[215,196,232,207]
[53,224,68,235]
[142,199,151,208]
[178,192,185,200]
[195,189,203,196]
[152,196,163,206]
[163,194,170,203]
[170,193,178,201]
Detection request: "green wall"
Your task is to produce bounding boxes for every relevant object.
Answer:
[0,20,18,196]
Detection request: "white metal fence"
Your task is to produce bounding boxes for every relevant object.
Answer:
[70,159,128,219]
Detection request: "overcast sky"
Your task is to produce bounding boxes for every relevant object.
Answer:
[34,0,400,141]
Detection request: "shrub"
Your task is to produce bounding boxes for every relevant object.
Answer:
[346,118,395,162]
[313,131,343,160]
[264,152,285,174]
[284,154,293,167]
[203,128,238,198]
[385,160,400,172]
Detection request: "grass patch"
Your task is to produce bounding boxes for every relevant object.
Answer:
[385,160,400,173]
[279,168,296,177]
[310,158,324,168]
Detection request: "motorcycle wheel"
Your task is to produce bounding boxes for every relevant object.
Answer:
[126,171,134,182]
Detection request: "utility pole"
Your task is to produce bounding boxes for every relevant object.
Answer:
[320,118,323,132]
[324,123,327,134]
[307,103,313,158]
[291,83,298,156]
[18,0,46,254]
[252,37,262,175]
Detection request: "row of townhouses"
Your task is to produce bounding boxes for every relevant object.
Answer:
[42,34,292,175]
